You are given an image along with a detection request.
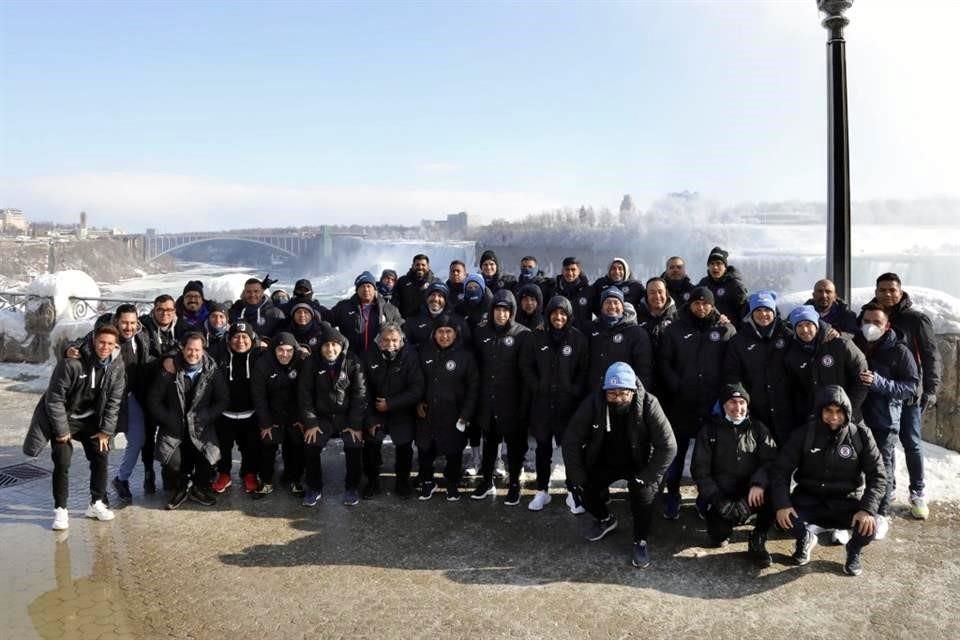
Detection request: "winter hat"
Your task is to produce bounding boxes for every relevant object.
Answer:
[270,289,289,304]
[293,279,313,295]
[562,256,580,267]
[463,273,486,302]
[720,382,751,406]
[208,301,229,316]
[290,302,316,319]
[603,362,638,391]
[228,320,256,340]
[689,286,715,305]
[517,283,543,305]
[600,286,625,303]
[380,269,398,281]
[319,323,347,348]
[272,332,298,349]
[479,249,499,266]
[707,247,729,265]
[788,304,819,329]
[748,290,777,313]
[432,313,460,334]
[182,280,204,297]
[608,257,631,280]
[427,282,450,300]
[354,271,377,288]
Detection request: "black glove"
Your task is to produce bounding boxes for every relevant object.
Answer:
[261,274,278,290]
[921,394,937,412]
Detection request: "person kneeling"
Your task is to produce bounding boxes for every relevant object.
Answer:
[772,385,886,576]
[563,362,677,568]
[691,383,777,567]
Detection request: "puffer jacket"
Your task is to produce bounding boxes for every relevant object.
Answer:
[363,344,425,446]
[587,305,653,392]
[692,414,777,503]
[697,265,748,327]
[298,351,368,440]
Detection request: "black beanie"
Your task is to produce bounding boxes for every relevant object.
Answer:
[183,280,204,297]
[707,247,729,265]
[689,286,715,305]
[228,320,256,340]
[720,382,751,406]
[272,332,298,349]
[480,250,499,266]
[208,301,229,315]
[319,323,347,348]
[294,279,313,295]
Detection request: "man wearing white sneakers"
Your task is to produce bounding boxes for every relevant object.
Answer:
[23,324,126,530]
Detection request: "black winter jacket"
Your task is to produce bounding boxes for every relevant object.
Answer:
[697,266,748,326]
[692,415,777,503]
[865,291,942,401]
[402,308,471,349]
[417,340,479,455]
[228,297,285,338]
[330,295,402,355]
[363,345,425,446]
[587,311,653,392]
[251,350,306,429]
[298,352,367,439]
[661,272,694,306]
[395,268,441,319]
[804,298,859,335]
[549,274,594,330]
[473,315,531,435]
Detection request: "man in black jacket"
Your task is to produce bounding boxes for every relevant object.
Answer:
[229,277,286,340]
[807,278,858,335]
[692,384,777,567]
[587,287,653,392]
[548,257,594,330]
[394,254,440,319]
[402,282,470,349]
[515,282,544,331]
[661,256,694,306]
[331,271,402,356]
[697,247,748,327]
[25,325,125,530]
[563,362,677,568]
[148,332,228,511]
[869,272,942,520]
[772,386,886,577]
[635,277,678,355]
[478,249,517,293]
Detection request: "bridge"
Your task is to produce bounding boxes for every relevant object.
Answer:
[120,226,363,262]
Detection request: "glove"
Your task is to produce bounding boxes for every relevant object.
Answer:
[261,274,278,290]
[921,394,937,412]
[455,418,467,433]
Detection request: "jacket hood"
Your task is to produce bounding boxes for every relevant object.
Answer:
[637,295,676,318]
[608,257,631,281]
[490,288,517,315]
[545,295,573,318]
[464,272,486,291]
[814,385,853,423]
[516,283,543,308]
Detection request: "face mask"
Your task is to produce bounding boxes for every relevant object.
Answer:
[861,323,883,343]
[602,314,622,328]
[520,266,535,280]
[465,287,482,303]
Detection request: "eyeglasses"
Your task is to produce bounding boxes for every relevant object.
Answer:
[155,307,176,314]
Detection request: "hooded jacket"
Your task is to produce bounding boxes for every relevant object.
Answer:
[228,296,286,339]
[771,386,886,515]
[297,348,368,442]
[804,297,859,335]
[402,306,471,349]
[591,257,643,312]
[217,343,265,414]
[139,312,179,358]
[514,282,545,331]
[854,328,920,433]
[330,293,402,355]
[175,297,215,335]
[697,265,748,327]
[563,387,677,488]
[692,414,778,504]
[478,249,517,293]
[417,326,479,455]
[363,344,425,446]
[549,273,594,330]
[395,267,441,319]
[587,303,653,392]
[251,347,306,430]
[455,272,494,331]
[635,296,678,353]
[280,304,327,353]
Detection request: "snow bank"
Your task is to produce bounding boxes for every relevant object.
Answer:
[23,270,101,321]
[0,311,28,341]
[779,286,960,334]
[204,274,254,305]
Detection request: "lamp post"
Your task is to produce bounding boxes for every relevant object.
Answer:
[818,0,853,302]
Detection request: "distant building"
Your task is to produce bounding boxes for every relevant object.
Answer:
[1,208,29,234]
[421,211,468,238]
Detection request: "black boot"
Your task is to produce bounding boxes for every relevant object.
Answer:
[748,529,772,568]
[143,468,157,495]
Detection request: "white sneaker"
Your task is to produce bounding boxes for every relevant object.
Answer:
[565,491,586,515]
[830,528,851,545]
[51,507,69,531]
[909,491,930,520]
[528,490,552,512]
[84,500,115,522]
[464,446,481,477]
[494,460,508,480]
[875,515,890,540]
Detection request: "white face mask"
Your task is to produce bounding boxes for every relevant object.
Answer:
[861,323,884,343]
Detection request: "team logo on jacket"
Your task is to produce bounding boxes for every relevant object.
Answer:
[237,322,248,333]
[717,287,726,297]
[445,360,457,371]
[709,331,721,342]
[309,337,318,346]
[775,338,786,349]
[503,336,515,347]
[562,345,573,356]
[837,444,853,459]
[747,343,756,351]
[578,296,588,306]
[288,370,298,379]
[821,354,835,368]
[622,286,630,295]
[683,292,691,301]
[612,333,623,344]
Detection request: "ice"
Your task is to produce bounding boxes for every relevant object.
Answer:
[0,311,27,342]
[23,270,101,321]
[203,273,255,304]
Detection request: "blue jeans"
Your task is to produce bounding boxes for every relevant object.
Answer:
[117,394,145,482]
[871,428,897,516]
[898,403,924,494]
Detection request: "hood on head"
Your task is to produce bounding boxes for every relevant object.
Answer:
[516,283,543,309]
[814,385,853,423]
[545,295,573,318]
[608,257,631,280]
[490,288,517,315]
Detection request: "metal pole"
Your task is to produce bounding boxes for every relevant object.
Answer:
[818,0,853,301]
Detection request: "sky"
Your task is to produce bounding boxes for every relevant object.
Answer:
[1,0,958,232]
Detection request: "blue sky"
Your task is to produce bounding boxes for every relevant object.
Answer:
[1,0,958,231]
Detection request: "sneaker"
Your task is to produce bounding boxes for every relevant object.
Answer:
[565,491,586,515]
[504,483,521,506]
[662,493,681,520]
[51,507,69,531]
[464,446,481,477]
[418,481,437,501]
[243,473,259,494]
[211,473,232,494]
[166,487,189,510]
[748,530,772,568]
[830,529,851,546]
[342,489,360,506]
[710,537,730,548]
[84,500,115,522]
[302,489,322,507]
[494,460,508,480]
[446,486,462,502]
[143,468,157,495]
[792,526,818,565]
[188,486,216,506]
[528,490,552,512]
[875,514,890,541]
[471,481,496,500]
[843,544,863,576]
[632,540,650,568]
[113,477,132,503]
[586,515,618,542]
[256,483,274,496]
[909,491,929,520]
[289,481,304,495]
[395,478,412,499]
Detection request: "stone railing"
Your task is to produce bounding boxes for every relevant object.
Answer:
[923,334,960,453]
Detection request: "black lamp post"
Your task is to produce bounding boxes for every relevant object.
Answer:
[818,0,853,302]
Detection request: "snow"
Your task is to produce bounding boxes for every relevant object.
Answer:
[779,286,960,334]
[204,273,255,304]
[23,270,101,321]
[0,310,28,341]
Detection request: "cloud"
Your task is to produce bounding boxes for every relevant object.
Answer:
[0,173,562,232]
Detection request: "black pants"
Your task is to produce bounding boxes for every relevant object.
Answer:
[51,422,108,509]
[790,497,876,551]
[480,421,527,485]
[141,421,158,468]
[704,499,774,544]
[216,415,258,476]
[163,437,211,491]
[393,442,413,483]
[258,429,281,485]
[417,442,463,488]
[363,439,383,486]
[303,436,363,491]
[281,424,305,483]
[534,436,574,492]
[583,466,657,542]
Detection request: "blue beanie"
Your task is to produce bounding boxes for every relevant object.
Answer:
[788,304,819,328]
[463,273,486,302]
[354,271,377,288]
[427,282,449,299]
[600,286,625,303]
[748,290,777,313]
[603,362,638,391]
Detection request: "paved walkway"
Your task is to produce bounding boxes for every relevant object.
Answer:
[1,380,958,640]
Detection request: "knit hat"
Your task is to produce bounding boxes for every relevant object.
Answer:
[290,302,315,319]
[293,279,313,295]
[354,271,377,288]
[788,304,819,329]
[319,323,347,348]
[707,247,729,265]
[603,362,637,391]
[228,321,256,340]
[182,280,204,297]
[720,382,751,406]
[562,256,580,267]
[432,313,460,333]
[272,332,298,349]
[380,269,398,281]
[689,286,715,305]
[748,290,777,313]
[600,286,625,303]
[479,249,499,266]
[208,301,229,316]
[427,282,450,300]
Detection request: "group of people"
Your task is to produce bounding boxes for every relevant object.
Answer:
[22,247,942,575]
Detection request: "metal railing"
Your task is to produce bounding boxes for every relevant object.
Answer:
[0,292,154,321]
